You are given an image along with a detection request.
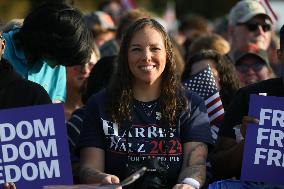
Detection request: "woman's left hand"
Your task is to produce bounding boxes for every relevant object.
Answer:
[172,184,195,189]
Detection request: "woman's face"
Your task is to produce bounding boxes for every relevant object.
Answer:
[127,25,167,86]
[67,50,99,91]
[190,59,221,90]
[236,55,270,86]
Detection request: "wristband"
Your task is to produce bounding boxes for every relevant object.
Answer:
[181,177,200,189]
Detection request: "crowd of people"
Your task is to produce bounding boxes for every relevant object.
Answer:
[1,0,284,188]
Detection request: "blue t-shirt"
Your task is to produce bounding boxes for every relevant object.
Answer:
[79,89,213,187]
[3,28,66,102]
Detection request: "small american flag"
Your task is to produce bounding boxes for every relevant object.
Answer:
[183,66,224,126]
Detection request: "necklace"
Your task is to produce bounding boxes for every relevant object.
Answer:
[136,100,158,117]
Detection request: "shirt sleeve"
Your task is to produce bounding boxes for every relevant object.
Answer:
[78,93,106,150]
[67,107,85,153]
[27,81,52,105]
[180,92,214,146]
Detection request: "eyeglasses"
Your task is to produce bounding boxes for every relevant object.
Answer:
[237,22,271,32]
[236,62,267,73]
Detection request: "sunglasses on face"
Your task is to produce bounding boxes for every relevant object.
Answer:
[237,22,271,32]
[236,62,267,73]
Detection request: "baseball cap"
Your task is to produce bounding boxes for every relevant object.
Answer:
[229,0,272,26]
[234,44,269,66]
[84,11,116,32]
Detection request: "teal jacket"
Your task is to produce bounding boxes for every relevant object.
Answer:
[3,28,66,102]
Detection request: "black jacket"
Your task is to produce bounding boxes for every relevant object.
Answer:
[0,59,51,109]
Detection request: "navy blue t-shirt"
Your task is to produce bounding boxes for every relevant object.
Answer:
[79,89,213,187]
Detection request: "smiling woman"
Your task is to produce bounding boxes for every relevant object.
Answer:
[79,18,214,189]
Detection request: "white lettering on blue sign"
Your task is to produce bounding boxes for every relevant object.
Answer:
[0,117,61,184]
[259,108,284,127]
[254,148,284,167]
[0,160,60,183]
[0,118,55,142]
[253,108,284,167]
[1,139,58,162]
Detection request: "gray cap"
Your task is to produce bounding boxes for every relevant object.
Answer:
[234,44,269,66]
[229,0,272,26]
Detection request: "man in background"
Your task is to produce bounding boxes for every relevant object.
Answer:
[228,0,273,55]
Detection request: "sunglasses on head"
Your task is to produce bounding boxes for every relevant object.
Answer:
[236,62,267,73]
[237,22,271,32]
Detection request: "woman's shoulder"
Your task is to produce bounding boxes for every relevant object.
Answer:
[15,77,51,103]
[0,77,51,109]
[86,89,107,105]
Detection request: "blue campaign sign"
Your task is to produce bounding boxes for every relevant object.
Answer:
[0,104,73,189]
[241,94,284,185]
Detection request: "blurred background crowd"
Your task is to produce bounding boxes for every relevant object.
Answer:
[1,0,284,188]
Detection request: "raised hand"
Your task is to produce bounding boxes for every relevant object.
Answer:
[241,116,259,138]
